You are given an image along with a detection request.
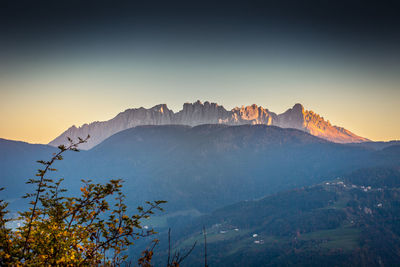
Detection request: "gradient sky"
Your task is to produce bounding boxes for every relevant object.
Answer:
[1,0,399,143]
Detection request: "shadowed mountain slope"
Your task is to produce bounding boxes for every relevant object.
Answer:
[0,139,56,207]
[2,125,395,215]
[156,166,400,266]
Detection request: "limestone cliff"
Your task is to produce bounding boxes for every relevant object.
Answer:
[49,101,368,149]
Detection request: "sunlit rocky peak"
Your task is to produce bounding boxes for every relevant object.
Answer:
[49,101,368,149]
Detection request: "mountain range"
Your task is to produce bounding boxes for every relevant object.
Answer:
[49,101,368,149]
[1,123,400,265]
[2,124,396,215]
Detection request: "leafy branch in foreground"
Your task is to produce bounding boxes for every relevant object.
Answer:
[0,136,166,266]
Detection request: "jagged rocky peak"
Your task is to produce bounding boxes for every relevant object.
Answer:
[48,101,369,149]
[122,103,171,115]
[150,103,170,113]
[230,104,276,125]
[117,104,174,127]
[68,125,78,131]
[292,103,304,112]
[176,100,231,125]
[276,104,369,143]
[182,100,222,111]
[276,103,307,129]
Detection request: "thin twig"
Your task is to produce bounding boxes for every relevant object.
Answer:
[167,228,171,266]
[203,226,208,267]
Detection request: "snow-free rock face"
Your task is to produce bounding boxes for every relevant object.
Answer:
[49,101,368,149]
[230,105,277,125]
[275,103,368,143]
[276,103,307,129]
[50,104,175,150]
[175,101,231,126]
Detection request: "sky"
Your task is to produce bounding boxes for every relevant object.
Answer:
[0,0,399,143]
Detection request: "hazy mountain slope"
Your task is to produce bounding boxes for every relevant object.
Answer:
[0,138,56,209]
[1,125,392,216]
[160,167,400,266]
[50,125,377,214]
[349,140,400,150]
[49,101,368,149]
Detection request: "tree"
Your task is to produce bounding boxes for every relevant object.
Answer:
[0,136,166,266]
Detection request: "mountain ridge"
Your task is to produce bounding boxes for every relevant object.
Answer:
[49,101,368,149]
[156,166,400,266]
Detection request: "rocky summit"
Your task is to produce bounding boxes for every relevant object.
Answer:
[49,101,368,149]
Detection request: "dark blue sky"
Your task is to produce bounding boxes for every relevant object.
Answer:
[1,0,399,55]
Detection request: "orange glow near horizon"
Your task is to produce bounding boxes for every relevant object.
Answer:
[1,58,399,144]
